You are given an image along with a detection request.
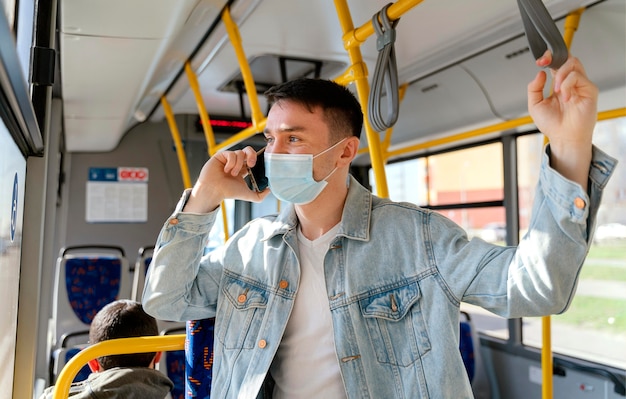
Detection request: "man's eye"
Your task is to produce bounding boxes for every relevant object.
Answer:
[263,136,273,143]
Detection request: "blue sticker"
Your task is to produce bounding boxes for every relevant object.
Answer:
[89,167,118,182]
[11,173,18,242]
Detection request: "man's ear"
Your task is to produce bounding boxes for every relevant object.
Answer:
[87,359,101,372]
[148,352,163,369]
[338,136,360,166]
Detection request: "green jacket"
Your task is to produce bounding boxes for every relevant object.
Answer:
[41,367,173,399]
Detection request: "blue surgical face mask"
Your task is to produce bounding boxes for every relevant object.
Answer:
[265,138,346,204]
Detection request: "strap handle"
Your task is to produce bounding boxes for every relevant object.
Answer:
[517,0,569,69]
[368,3,400,132]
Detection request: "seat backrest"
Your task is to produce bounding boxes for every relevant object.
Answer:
[185,318,215,398]
[51,245,130,349]
[131,245,154,301]
[50,345,92,384]
[159,325,186,399]
[459,311,492,399]
[459,317,476,381]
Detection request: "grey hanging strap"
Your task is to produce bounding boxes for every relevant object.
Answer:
[517,0,569,69]
[368,3,400,132]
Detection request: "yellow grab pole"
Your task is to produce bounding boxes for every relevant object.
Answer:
[222,6,264,128]
[161,96,192,189]
[541,315,553,399]
[342,0,424,49]
[382,107,624,161]
[386,115,534,158]
[563,8,584,48]
[598,107,626,120]
[383,105,624,161]
[214,121,267,153]
[185,62,217,155]
[334,0,386,197]
[334,0,422,196]
[53,335,185,399]
[185,61,230,240]
[542,9,584,399]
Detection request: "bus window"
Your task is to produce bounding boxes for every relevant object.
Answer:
[375,143,506,239]
[379,158,429,206]
[0,116,26,398]
[426,143,504,208]
[520,118,626,370]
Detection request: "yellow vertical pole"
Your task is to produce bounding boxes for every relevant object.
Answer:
[185,62,217,155]
[333,0,423,197]
[161,96,192,189]
[333,0,388,198]
[541,8,584,399]
[184,62,230,240]
[541,317,552,399]
[221,6,264,128]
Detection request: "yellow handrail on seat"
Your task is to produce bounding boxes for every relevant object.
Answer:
[52,335,185,399]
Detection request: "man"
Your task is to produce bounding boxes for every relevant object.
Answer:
[42,300,173,398]
[143,52,616,398]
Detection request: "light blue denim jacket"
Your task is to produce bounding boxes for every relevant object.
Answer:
[143,145,616,399]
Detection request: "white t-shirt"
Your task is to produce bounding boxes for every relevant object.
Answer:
[270,223,347,398]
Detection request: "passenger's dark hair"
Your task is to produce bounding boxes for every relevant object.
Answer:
[264,78,363,141]
[89,299,159,369]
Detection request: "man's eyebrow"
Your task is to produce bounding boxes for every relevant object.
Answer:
[263,125,305,134]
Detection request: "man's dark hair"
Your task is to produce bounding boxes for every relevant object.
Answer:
[89,299,159,369]
[264,78,363,141]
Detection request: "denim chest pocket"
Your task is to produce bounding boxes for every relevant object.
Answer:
[359,282,431,366]
[217,276,269,350]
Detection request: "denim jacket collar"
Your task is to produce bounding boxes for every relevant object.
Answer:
[266,176,372,243]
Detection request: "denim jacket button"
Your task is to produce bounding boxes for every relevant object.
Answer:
[574,197,586,209]
[169,218,179,225]
[237,294,247,303]
[279,280,289,289]
[258,339,267,349]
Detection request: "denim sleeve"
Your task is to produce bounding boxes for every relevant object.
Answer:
[142,189,223,322]
[433,145,617,318]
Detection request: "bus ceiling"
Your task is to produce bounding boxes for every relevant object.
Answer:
[55,0,624,154]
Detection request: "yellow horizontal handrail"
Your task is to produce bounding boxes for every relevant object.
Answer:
[53,335,185,399]
[598,107,626,121]
[385,115,534,158]
[213,120,267,153]
[342,0,424,49]
[382,107,626,160]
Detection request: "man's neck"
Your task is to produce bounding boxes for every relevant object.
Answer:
[295,177,348,241]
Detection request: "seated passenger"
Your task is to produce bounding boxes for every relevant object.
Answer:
[41,299,173,399]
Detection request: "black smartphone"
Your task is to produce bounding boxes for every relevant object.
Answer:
[245,147,268,192]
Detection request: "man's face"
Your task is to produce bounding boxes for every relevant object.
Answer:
[264,101,337,181]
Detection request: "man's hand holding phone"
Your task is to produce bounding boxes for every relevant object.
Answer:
[245,147,269,192]
[183,146,269,213]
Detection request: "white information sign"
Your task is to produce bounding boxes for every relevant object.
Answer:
[86,167,149,223]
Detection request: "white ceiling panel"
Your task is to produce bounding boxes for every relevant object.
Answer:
[56,0,624,153]
[60,0,200,38]
[64,117,127,152]
[61,34,162,118]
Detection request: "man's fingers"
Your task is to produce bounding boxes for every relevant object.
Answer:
[535,49,553,68]
[221,150,250,176]
[528,70,547,108]
[552,56,586,93]
[242,146,258,167]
